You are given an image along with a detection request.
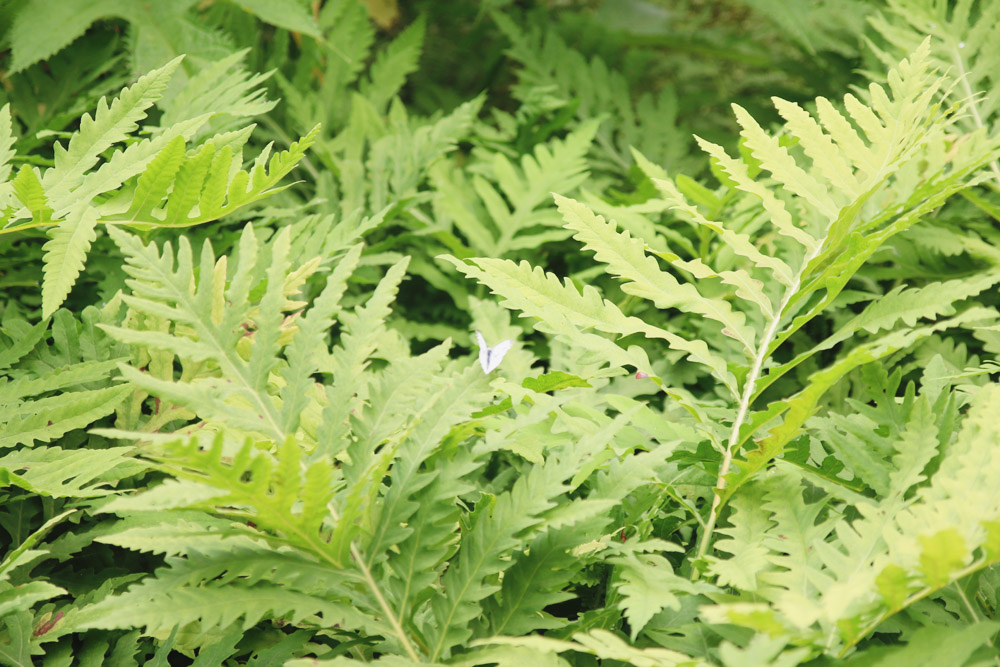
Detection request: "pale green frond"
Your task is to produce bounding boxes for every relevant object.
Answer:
[248,228,292,392]
[440,255,736,392]
[554,194,757,353]
[771,97,863,199]
[757,468,836,598]
[687,138,820,252]
[151,124,320,228]
[0,509,76,582]
[725,307,996,506]
[506,120,598,214]
[101,225,289,441]
[365,97,482,210]
[705,482,773,591]
[651,177,795,286]
[817,272,1000,352]
[122,135,187,222]
[159,49,276,131]
[870,0,1000,157]
[7,165,56,231]
[0,104,15,184]
[431,118,596,258]
[40,206,100,318]
[715,635,812,667]
[890,384,1000,572]
[126,435,343,568]
[280,244,363,434]
[426,454,589,660]
[475,630,699,667]
[0,446,135,498]
[732,103,841,219]
[0,581,67,620]
[486,525,597,637]
[0,385,131,449]
[363,363,490,558]
[67,581,353,636]
[612,551,716,641]
[0,359,121,402]
[761,272,1000,393]
[44,56,182,198]
[94,514,257,556]
[886,397,941,500]
[53,115,207,215]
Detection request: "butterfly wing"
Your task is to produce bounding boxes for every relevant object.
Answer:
[484,338,514,373]
[475,330,490,373]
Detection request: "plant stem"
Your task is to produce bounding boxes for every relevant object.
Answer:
[694,257,812,565]
[952,44,1000,189]
[326,502,422,662]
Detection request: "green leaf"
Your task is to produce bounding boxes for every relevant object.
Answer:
[227,0,321,37]
[6,0,135,73]
[522,371,591,393]
[11,166,54,226]
[0,104,15,184]
[41,206,100,318]
[0,581,66,619]
[45,56,182,202]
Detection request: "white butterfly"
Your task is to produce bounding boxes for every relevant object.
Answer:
[475,330,513,374]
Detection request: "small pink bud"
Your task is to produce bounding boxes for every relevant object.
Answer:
[635,371,649,379]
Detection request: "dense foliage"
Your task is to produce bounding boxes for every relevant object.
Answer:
[2,0,1000,664]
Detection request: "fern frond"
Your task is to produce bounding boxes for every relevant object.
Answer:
[425,453,587,660]
[554,194,757,354]
[0,383,130,449]
[94,513,257,556]
[0,581,67,620]
[699,381,1000,656]
[361,16,425,112]
[755,272,1000,398]
[150,124,320,228]
[6,0,138,74]
[279,244,363,434]
[225,0,321,38]
[440,255,736,394]
[0,104,15,185]
[100,225,314,441]
[466,120,599,257]
[108,434,342,566]
[317,257,410,459]
[724,307,995,507]
[159,49,276,131]
[705,482,774,591]
[66,579,352,638]
[40,206,100,318]
[475,629,698,667]
[869,0,1000,184]
[44,56,182,202]
[0,446,135,498]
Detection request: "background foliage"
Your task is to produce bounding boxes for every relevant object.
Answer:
[1,0,1000,665]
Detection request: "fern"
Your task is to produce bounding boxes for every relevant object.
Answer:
[701,380,1000,657]
[431,120,599,258]
[446,41,1000,570]
[1,55,316,317]
[5,0,319,75]
[0,311,129,448]
[7,5,1000,665]
[493,12,693,174]
[869,0,1000,187]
